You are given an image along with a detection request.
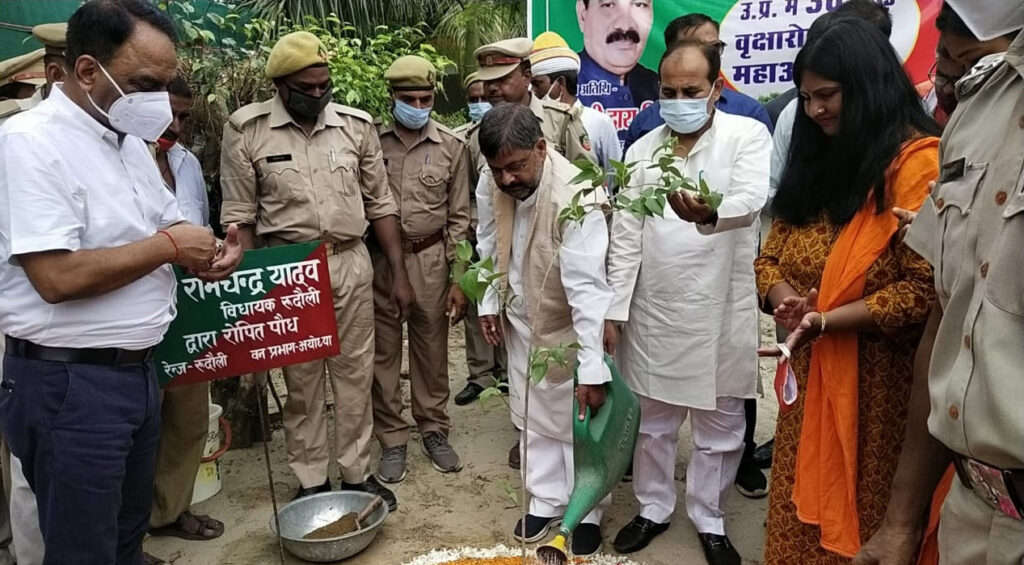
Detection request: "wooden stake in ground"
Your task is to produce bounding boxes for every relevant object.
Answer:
[257,383,287,565]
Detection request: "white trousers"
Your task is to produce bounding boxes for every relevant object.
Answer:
[633,394,745,535]
[523,428,610,524]
[10,454,43,565]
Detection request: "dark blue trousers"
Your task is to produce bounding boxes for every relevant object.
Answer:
[0,354,161,565]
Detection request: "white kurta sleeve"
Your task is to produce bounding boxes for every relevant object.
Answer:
[560,208,613,386]
[696,122,772,236]
[605,206,643,322]
[768,99,797,205]
[475,171,500,317]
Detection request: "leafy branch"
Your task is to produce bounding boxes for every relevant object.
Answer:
[562,136,723,225]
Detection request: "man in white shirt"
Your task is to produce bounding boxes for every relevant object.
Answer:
[0,1,241,562]
[147,74,224,553]
[475,103,612,556]
[528,31,622,188]
[604,40,770,565]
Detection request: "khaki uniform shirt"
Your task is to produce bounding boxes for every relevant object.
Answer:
[220,95,397,243]
[0,88,41,127]
[378,119,471,261]
[466,95,596,189]
[905,35,1024,469]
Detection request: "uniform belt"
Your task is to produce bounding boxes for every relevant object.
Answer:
[4,336,154,366]
[264,237,361,256]
[952,453,1024,520]
[402,231,444,254]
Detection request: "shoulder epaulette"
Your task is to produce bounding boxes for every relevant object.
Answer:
[227,100,273,131]
[329,103,373,124]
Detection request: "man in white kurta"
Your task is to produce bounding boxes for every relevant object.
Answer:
[475,103,613,556]
[605,41,771,564]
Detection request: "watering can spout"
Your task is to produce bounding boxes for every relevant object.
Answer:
[537,355,640,560]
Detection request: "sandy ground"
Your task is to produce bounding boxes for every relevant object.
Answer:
[145,316,780,565]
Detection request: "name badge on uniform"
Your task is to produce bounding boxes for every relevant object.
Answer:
[266,154,292,163]
[940,158,966,183]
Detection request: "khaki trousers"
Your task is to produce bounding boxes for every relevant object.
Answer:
[150,382,209,528]
[371,243,451,448]
[283,244,375,487]
[463,302,507,388]
[938,478,1024,564]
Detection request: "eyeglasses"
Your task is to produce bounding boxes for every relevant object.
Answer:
[488,158,531,179]
[927,62,954,89]
[711,40,727,55]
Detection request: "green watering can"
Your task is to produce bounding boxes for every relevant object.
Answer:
[537,354,641,565]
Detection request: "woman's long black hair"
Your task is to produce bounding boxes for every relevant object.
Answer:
[771,18,940,226]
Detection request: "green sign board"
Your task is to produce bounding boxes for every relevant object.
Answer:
[155,242,339,387]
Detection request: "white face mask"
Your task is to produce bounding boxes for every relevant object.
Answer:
[660,92,713,134]
[943,0,1024,41]
[87,61,172,142]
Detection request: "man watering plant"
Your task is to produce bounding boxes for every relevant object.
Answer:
[604,39,771,565]
[474,103,612,556]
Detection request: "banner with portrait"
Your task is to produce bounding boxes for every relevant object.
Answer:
[529,0,941,141]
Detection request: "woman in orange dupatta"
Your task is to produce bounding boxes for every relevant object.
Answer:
[755,19,940,564]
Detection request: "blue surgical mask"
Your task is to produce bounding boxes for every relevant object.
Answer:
[393,99,432,130]
[468,101,492,122]
[660,94,713,134]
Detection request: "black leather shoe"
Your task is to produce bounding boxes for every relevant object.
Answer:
[341,476,398,512]
[292,479,331,501]
[613,515,669,553]
[454,382,484,406]
[753,438,774,469]
[698,533,741,565]
[512,514,561,543]
[508,441,521,470]
[734,458,769,499]
[571,523,603,556]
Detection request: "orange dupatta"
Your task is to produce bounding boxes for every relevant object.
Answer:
[792,136,940,557]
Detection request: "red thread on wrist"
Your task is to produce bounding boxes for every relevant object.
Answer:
[158,230,179,263]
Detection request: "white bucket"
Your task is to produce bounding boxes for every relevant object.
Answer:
[191,403,224,504]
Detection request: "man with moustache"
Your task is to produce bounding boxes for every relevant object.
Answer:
[475,103,613,555]
[576,0,658,146]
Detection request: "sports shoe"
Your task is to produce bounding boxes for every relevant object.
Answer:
[753,438,774,469]
[341,476,397,512]
[734,458,769,499]
[421,431,462,473]
[513,514,562,543]
[571,523,604,556]
[377,445,408,484]
[698,533,741,565]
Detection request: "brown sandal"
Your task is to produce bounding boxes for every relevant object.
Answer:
[150,510,225,540]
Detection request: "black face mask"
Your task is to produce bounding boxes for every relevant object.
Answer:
[285,86,332,120]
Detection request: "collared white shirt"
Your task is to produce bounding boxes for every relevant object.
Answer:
[0,85,183,349]
[165,143,209,227]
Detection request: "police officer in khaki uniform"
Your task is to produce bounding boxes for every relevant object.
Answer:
[465,38,597,189]
[0,24,68,126]
[0,50,44,103]
[855,5,1024,564]
[371,56,471,483]
[454,71,507,408]
[220,31,413,510]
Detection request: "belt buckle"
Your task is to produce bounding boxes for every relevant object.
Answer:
[964,458,1024,520]
[401,239,415,254]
